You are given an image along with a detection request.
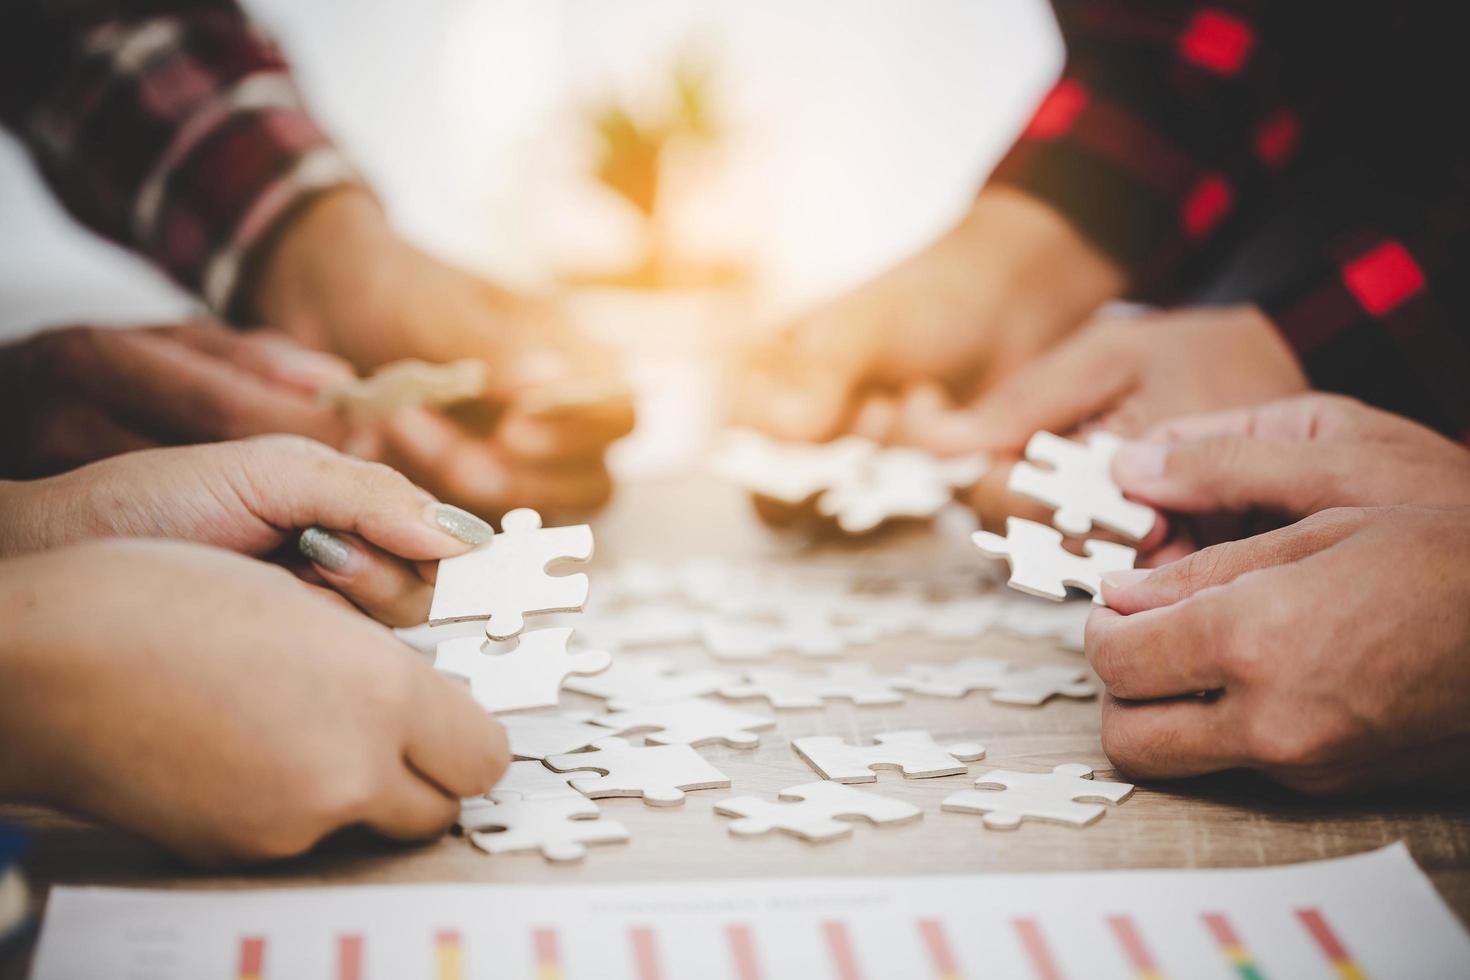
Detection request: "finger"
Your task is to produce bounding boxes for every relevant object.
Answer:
[70,328,351,446]
[850,392,900,443]
[937,329,1136,454]
[25,402,159,474]
[148,323,357,393]
[1085,600,1231,700]
[495,378,637,460]
[403,668,509,799]
[1112,435,1355,517]
[234,434,494,560]
[963,460,1062,533]
[1100,693,1247,780]
[1135,392,1377,446]
[1101,508,1369,614]
[358,768,460,843]
[298,529,436,626]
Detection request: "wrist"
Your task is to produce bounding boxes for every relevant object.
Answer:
[251,186,404,369]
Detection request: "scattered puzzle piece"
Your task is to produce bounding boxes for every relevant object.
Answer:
[718,665,904,709]
[576,605,702,650]
[546,737,731,806]
[434,627,610,714]
[500,712,609,761]
[972,517,1135,604]
[941,763,1134,830]
[484,760,581,801]
[816,447,986,533]
[891,658,1012,698]
[709,429,875,505]
[715,781,921,842]
[590,697,775,748]
[793,730,986,783]
[428,508,593,640]
[919,595,1007,639]
[320,357,488,416]
[563,657,733,710]
[989,665,1097,706]
[699,613,848,660]
[465,796,629,862]
[1009,431,1157,540]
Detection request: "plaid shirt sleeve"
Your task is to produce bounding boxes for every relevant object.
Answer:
[987,2,1300,298]
[0,0,364,320]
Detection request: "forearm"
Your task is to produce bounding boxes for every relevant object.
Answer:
[0,472,119,559]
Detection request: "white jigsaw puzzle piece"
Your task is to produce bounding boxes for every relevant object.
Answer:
[428,508,593,640]
[919,595,1008,639]
[699,612,849,661]
[941,763,1134,830]
[589,697,774,748]
[500,712,609,761]
[890,657,1013,698]
[972,517,1135,605]
[483,760,581,801]
[576,605,702,650]
[1009,431,1157,540]
[793,729,986,783]
[718,665,905,709]
[546,737,731,806]
[989,665,1097,706]
[434,627,611,713]
[709,429,876,504]
[563,657,733,710]
[465,796,629,862]
[715,781,921,842]
[817,447,986,534]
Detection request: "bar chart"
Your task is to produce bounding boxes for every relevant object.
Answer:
[36,845,1462,979]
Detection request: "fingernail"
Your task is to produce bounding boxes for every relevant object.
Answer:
[428,504,495,545]
[299,526,354,571]
[1113,441,1168,483]
[1101,568,1151,591]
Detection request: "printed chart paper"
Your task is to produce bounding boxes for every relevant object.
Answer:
[31,843,1470,978]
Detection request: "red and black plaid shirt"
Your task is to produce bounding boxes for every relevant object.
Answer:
[989,1,1470,441]
[0,0,360,320]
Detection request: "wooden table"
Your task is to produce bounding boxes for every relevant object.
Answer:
[5,476,1470,978]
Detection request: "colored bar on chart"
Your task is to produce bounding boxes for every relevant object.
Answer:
[435,930,463,980]
[917,918,962,980]
[822,921,863,980]
[726,923,762,980]
[1202,914,1266,980]
[629,926,663,980]
[1296,909,1367,980]
[533,927,563,980]
[237,936,265,980]
[1106,916,1164,980]
[1013,919,1063,980]
[338,934,363,980]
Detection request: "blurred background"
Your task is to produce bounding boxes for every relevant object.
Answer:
[0,0,1061,473]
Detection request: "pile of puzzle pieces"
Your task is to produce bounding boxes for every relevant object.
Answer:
[404,501,1136,863]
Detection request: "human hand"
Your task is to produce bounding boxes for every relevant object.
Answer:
[0,321,359,478]
[0,436,494,626]
[1110,393,1470,561]
[253,188,634,518]
[732,188,1124,443]
[1087,506,1470,794]
[0,539,508,864]
[921,304,1308,538]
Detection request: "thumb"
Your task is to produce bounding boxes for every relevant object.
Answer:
[1112,435,1348,518]
[1101,507,1369,614]
[230,435,496,561]
[933,329,1134,455]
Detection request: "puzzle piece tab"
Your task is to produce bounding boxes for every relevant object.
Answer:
[715,781,921,842]
[1009,431,1157,540]
[428,508,593,640]
[546,737,731,806]
[590,697,774,748]
[434,627,611,714]
[972,517,1135,605]
[465,796,629,862]
[941,763,1134,830]
[989,665,1096,706]
[719,665,905,709]
[709,429,875,505]
[793,730,986,783]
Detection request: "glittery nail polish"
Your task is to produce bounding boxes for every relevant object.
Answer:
[299,526,353,571]
[430,504,494,545]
